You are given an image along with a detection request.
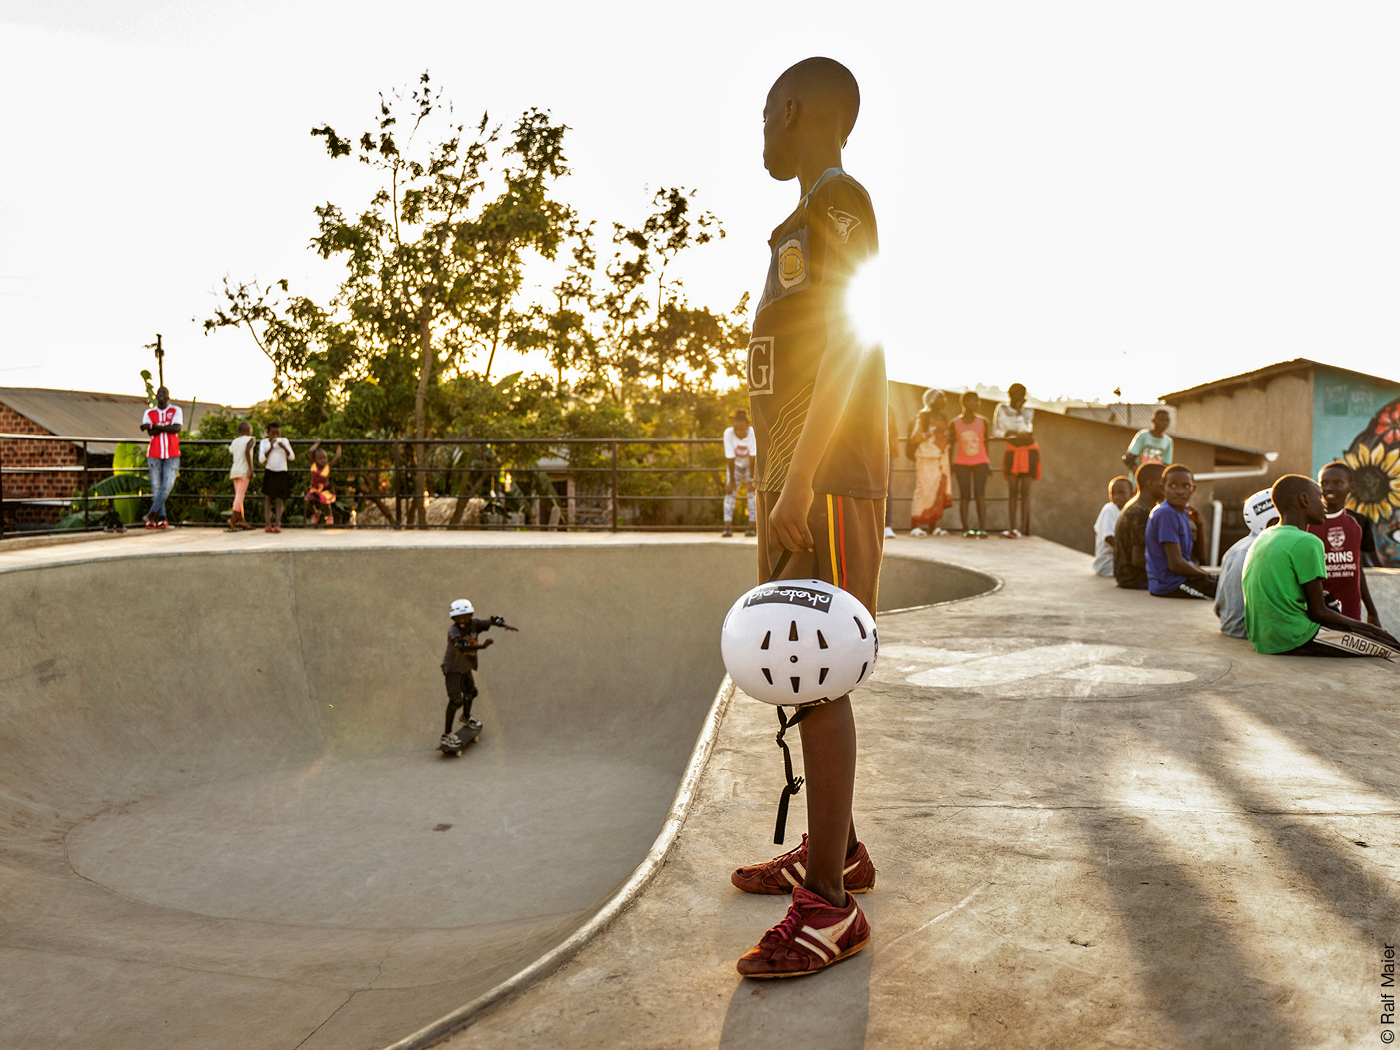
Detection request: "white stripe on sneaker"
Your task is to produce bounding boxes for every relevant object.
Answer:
[793,936,830,962]
[793,861,806,878]
[803,908,859,956]
[782,869,802,888]
[842,858,860,875]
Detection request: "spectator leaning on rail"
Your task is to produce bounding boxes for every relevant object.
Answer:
[140,386,182,529]
[1214,488,1278,639]
[1242,474,1400,658]
[722,410,758,538]
[1124,408,1173,476]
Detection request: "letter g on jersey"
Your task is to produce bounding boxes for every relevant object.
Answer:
[748,337,774,395]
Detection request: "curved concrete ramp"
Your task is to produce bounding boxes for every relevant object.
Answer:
[0,534,991,1050]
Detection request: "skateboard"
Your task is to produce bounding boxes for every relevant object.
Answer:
[439,723,482,757]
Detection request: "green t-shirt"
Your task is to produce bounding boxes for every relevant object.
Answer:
[1241,525,1326,653]
[1127,429,1173,466]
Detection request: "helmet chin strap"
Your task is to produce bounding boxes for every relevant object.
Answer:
[765,547,817,845]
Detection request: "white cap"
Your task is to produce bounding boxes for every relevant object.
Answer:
[1242,490,1277,536]
[449,598,474,618]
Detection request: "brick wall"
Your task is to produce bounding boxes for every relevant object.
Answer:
[1,402,84,528]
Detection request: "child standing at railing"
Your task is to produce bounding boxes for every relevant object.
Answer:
[226,421,255,531]
[304,439,342,527]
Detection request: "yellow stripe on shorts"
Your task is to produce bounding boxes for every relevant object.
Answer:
[826,493,839,587]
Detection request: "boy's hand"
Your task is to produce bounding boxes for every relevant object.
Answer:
[768,481,815,552]
[726,480,737,496]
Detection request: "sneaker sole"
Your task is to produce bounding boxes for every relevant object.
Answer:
[741,934,871,979]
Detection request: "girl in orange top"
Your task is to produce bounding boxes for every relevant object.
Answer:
[946,390,990,536]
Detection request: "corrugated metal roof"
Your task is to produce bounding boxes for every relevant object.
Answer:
[0,387,231,454]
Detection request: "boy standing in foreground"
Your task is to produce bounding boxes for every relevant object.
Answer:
[1145,464,1218,599]
[1242,475,1400,658]
[1309,461,1383,626]
[730,57,883,978]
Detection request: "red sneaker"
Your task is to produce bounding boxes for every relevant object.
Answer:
[730,834,877,895]
[736,886,870,978]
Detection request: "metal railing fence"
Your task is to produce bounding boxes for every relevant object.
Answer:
[1,433,943,538]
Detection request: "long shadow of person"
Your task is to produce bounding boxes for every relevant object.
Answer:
[718,948,872,1050]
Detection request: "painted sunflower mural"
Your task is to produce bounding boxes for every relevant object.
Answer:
[1344,396,1400,567]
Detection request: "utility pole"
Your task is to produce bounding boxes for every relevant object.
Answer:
[153,334,164,387]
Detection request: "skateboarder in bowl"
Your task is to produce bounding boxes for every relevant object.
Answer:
[440,598,517,752]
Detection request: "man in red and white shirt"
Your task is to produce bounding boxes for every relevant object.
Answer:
[140,386,183,527]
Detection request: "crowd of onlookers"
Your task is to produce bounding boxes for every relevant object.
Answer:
[138,387,341,533]
[1093,419,1399,661]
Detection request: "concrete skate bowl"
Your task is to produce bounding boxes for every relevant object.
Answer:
[0,542,994,1050]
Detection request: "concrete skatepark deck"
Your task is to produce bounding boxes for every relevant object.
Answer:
[0,531,987,1049]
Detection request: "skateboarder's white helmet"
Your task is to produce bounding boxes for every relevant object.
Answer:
[449,598,474,618]
[721,579,877,706]
[1242,490,1277,536]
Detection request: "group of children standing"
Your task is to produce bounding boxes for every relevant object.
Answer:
[1097,457,1398,660]
[904,384,1040,538]
[224,421,341,532]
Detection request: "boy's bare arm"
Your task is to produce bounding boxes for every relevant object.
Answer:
[766,297,864,552]
[1302,577,1396,642]
[1360,568,1381,624]
[1161,541,1209,578]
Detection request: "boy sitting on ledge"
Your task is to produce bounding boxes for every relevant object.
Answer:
[1243,475,1400,659]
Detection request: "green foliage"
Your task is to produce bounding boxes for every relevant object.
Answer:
[56,473,147,530]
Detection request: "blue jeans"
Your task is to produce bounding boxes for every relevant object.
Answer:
[147,457,180,518]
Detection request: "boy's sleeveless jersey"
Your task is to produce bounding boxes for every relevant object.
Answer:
[747,170,887,498]
[1307,509,1364,620]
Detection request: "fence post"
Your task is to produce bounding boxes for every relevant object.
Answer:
[393,441,402,530]
[611,441,619,533]
[0,434,6,540]
[82,440,90,530]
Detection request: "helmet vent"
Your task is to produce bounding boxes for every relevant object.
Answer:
[761,668,773,685]
[817,631,828,650]
[788,621,799,642]
[790,677,801,693]
[858,661,868,682]
[760,631,771,650]
[853,616,867,639]
[818,667,829,685]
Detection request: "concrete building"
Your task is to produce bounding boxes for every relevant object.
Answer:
[1162,359,1400,493]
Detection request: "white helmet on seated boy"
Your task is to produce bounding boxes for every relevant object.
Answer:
[448,598,475,618]
[721,579,877,706]
[1242,490,1277,536]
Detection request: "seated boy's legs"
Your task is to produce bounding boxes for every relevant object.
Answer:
[1155,575,1218,600]
[1283,626,1400,659]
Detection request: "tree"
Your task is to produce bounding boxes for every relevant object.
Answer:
[205,73,576,521]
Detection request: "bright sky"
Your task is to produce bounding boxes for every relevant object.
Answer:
[3,1,1399,410]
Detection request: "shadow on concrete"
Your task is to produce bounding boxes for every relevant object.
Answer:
[718,948,872,1050]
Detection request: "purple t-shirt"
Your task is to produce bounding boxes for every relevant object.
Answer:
[1145,503,1194,595]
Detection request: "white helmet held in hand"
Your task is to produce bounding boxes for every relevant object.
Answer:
[721,579,877,705]
[1242,490,1277,536]
[448,598,475,618]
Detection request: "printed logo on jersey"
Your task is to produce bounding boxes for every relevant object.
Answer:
[827,208,860,245]
[1327,526,1347,550]
[748,337,775,396]
[777,238,806,289]
[1140,447,1165,464]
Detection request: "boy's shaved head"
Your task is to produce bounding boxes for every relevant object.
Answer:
[1163,463,1193,482]
[1272,473,1316,509]
[1135,462,1165,489]
[770,57,860,140]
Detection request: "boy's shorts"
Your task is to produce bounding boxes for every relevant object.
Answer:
[444,670,477,702]
[756,490,884,619]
